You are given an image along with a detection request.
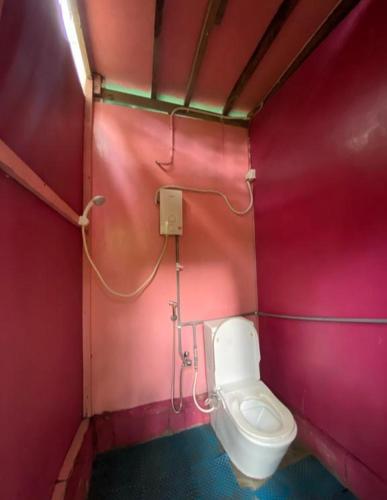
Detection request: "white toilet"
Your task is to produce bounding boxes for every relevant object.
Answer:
[204,316,297,479]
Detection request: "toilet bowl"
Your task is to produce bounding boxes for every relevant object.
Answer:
[204,317,297,479]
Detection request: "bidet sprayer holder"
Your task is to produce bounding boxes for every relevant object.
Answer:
[169,300,178,321]
[79,195,106,227]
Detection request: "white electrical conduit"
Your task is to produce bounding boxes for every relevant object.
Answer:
[80,196,169,298]
[171,319,186,414]
[155,182,253,216]
[155,106,246,171]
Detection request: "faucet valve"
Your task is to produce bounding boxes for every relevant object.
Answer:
[205,392,220,410]
[183,351,192,367]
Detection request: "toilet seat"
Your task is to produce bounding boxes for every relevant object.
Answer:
[219,381,297,445]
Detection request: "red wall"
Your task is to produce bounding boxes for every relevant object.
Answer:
[0,1,84,499]
[250,0,387,496]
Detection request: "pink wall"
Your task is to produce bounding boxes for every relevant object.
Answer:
[0,1,84,498]
[90,103,257,414]
[250,0,387,496]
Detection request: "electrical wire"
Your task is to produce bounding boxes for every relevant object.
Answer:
[81,226,168,298]
[155,182,253,216]
[155,106,245,171]
[155,106,254,215]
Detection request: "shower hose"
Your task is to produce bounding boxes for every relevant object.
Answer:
[81,226,168,298]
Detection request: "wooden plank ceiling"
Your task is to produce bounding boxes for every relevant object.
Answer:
[79,0,360,124]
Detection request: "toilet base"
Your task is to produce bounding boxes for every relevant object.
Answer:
[211,405,292,479]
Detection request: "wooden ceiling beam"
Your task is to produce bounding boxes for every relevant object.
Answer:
[214,0,228,25]
[249,0,361,118]
[184,0,227,107]
[98,87,248,127]
[222,0,299,116]
[151,0,165,99]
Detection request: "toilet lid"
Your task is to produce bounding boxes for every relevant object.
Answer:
[214,317,260,388]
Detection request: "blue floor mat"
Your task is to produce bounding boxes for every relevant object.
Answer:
[255,457,356,500]
[88,425,356,500]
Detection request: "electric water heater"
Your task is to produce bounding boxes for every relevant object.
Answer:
[159,188,183,235]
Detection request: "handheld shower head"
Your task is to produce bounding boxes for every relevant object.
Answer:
[92,195,106,206]
[79,195,106,226]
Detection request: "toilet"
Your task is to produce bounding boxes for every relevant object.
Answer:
[204,316,297,479]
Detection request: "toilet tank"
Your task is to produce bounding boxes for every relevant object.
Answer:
[204,317,260,391]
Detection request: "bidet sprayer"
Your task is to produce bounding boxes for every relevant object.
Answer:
[79,195,106,226]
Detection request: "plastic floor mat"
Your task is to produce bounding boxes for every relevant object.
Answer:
[88,425,356,500]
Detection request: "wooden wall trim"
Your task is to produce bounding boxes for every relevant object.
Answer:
[82,78,94,417]
[68,0,92,81]
[0,139,80,225]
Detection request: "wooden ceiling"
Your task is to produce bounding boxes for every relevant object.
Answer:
[79,0,360,125]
